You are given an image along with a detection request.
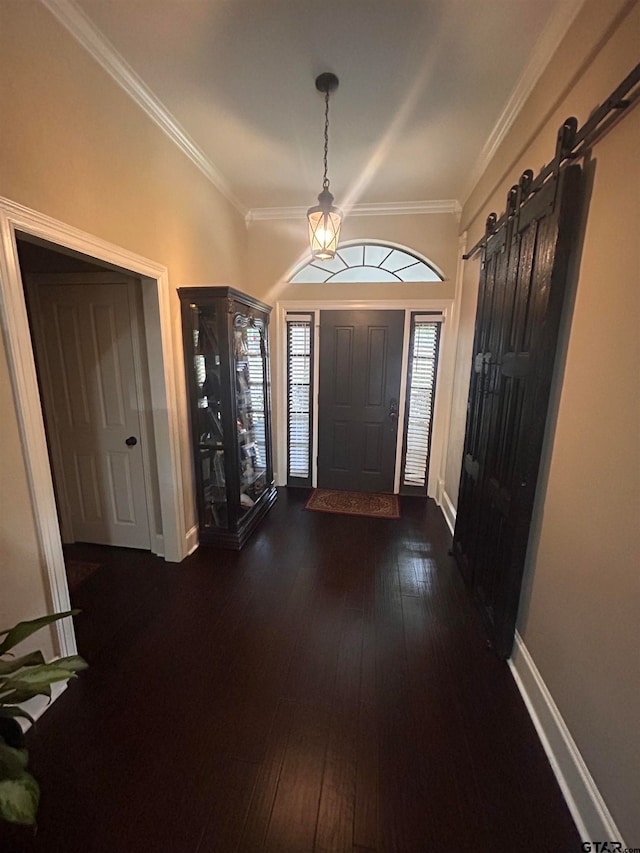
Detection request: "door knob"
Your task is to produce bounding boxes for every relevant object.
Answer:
[389,398,399,421]
[125,436,138,447]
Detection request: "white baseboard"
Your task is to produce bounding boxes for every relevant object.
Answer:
[152,533,164,557]
[185,524,199,556]
[437,484,457,535]
[18,680,68,733]
[509,632,625,846]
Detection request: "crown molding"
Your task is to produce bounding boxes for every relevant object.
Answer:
[40,0,247,216]
[462,0,587,206]
[246,199,462,224]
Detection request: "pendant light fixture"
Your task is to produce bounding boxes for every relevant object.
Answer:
[307,72,342,261]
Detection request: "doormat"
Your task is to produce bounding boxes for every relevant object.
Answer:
[66,560,102,593]
[305,489,400,519]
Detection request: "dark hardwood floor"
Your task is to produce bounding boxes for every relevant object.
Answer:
[1,489,581,852]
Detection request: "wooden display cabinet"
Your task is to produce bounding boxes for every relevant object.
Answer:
[179,287,277,549]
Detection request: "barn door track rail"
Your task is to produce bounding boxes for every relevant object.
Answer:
[464,62,640,261]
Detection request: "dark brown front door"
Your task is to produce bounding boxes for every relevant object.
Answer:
[318,310,404,493]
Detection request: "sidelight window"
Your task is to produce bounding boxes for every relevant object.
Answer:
[401,314,441,493]
[286,313,314,486]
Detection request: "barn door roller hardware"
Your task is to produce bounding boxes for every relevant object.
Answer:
[464,62,640,261]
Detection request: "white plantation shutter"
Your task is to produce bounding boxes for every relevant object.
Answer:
[246,326,266,465]
[402,317,441,489]
[287,315,313,483]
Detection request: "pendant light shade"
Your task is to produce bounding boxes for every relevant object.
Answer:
[307,187,342,261]
[307,73,342,260]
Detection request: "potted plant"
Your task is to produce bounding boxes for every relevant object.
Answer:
[0,611,87,826]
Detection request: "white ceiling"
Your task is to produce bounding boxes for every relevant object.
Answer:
[55,0,583,215]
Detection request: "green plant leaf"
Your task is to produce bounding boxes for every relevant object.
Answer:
[0,684,52,706]
[0,651,45,676]
[0,707,36,725]
[0,771,40,825]
[54,655,89,674]
[0,740,28,778]
[1,662,84,690]
[0,611,79,655]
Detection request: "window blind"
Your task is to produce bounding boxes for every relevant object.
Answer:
[245,326,266,466]
[402,319,441,489]
[286,315,313,483]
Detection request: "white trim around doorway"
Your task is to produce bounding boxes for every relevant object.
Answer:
[275,299,454,498]
[0,196,188,658]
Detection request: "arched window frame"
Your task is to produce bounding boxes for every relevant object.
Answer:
[288,240,445,284]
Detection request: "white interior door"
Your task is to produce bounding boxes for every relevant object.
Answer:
[30,278,152,549]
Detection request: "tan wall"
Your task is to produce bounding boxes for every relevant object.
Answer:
[443,251,479,503]
[0,352,55,658]
[247,210,459,304]
[0,2,247,652]
[448,0,640,841]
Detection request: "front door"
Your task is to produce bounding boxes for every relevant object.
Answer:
[28,277,152,550]
[318,310,404,492]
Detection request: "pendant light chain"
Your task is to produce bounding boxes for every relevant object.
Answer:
[306,72,342,261]
[323,90,330,190]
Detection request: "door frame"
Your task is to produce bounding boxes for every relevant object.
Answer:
[275,298,454,498]
[0,196,187,658]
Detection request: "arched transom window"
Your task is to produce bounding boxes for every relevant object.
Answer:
[289,241,444,284]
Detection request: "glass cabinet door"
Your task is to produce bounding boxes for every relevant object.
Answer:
[180,286,276,548]
[190,303,228,530]
[233,313,269,518]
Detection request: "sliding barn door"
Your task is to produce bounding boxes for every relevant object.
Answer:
[454,165,582,659]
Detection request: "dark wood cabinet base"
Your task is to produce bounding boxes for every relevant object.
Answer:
[197,484,277,549]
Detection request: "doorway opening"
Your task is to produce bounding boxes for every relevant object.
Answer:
[0,197,186,658]
[16,238,167,649]
[19,238,163,554]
